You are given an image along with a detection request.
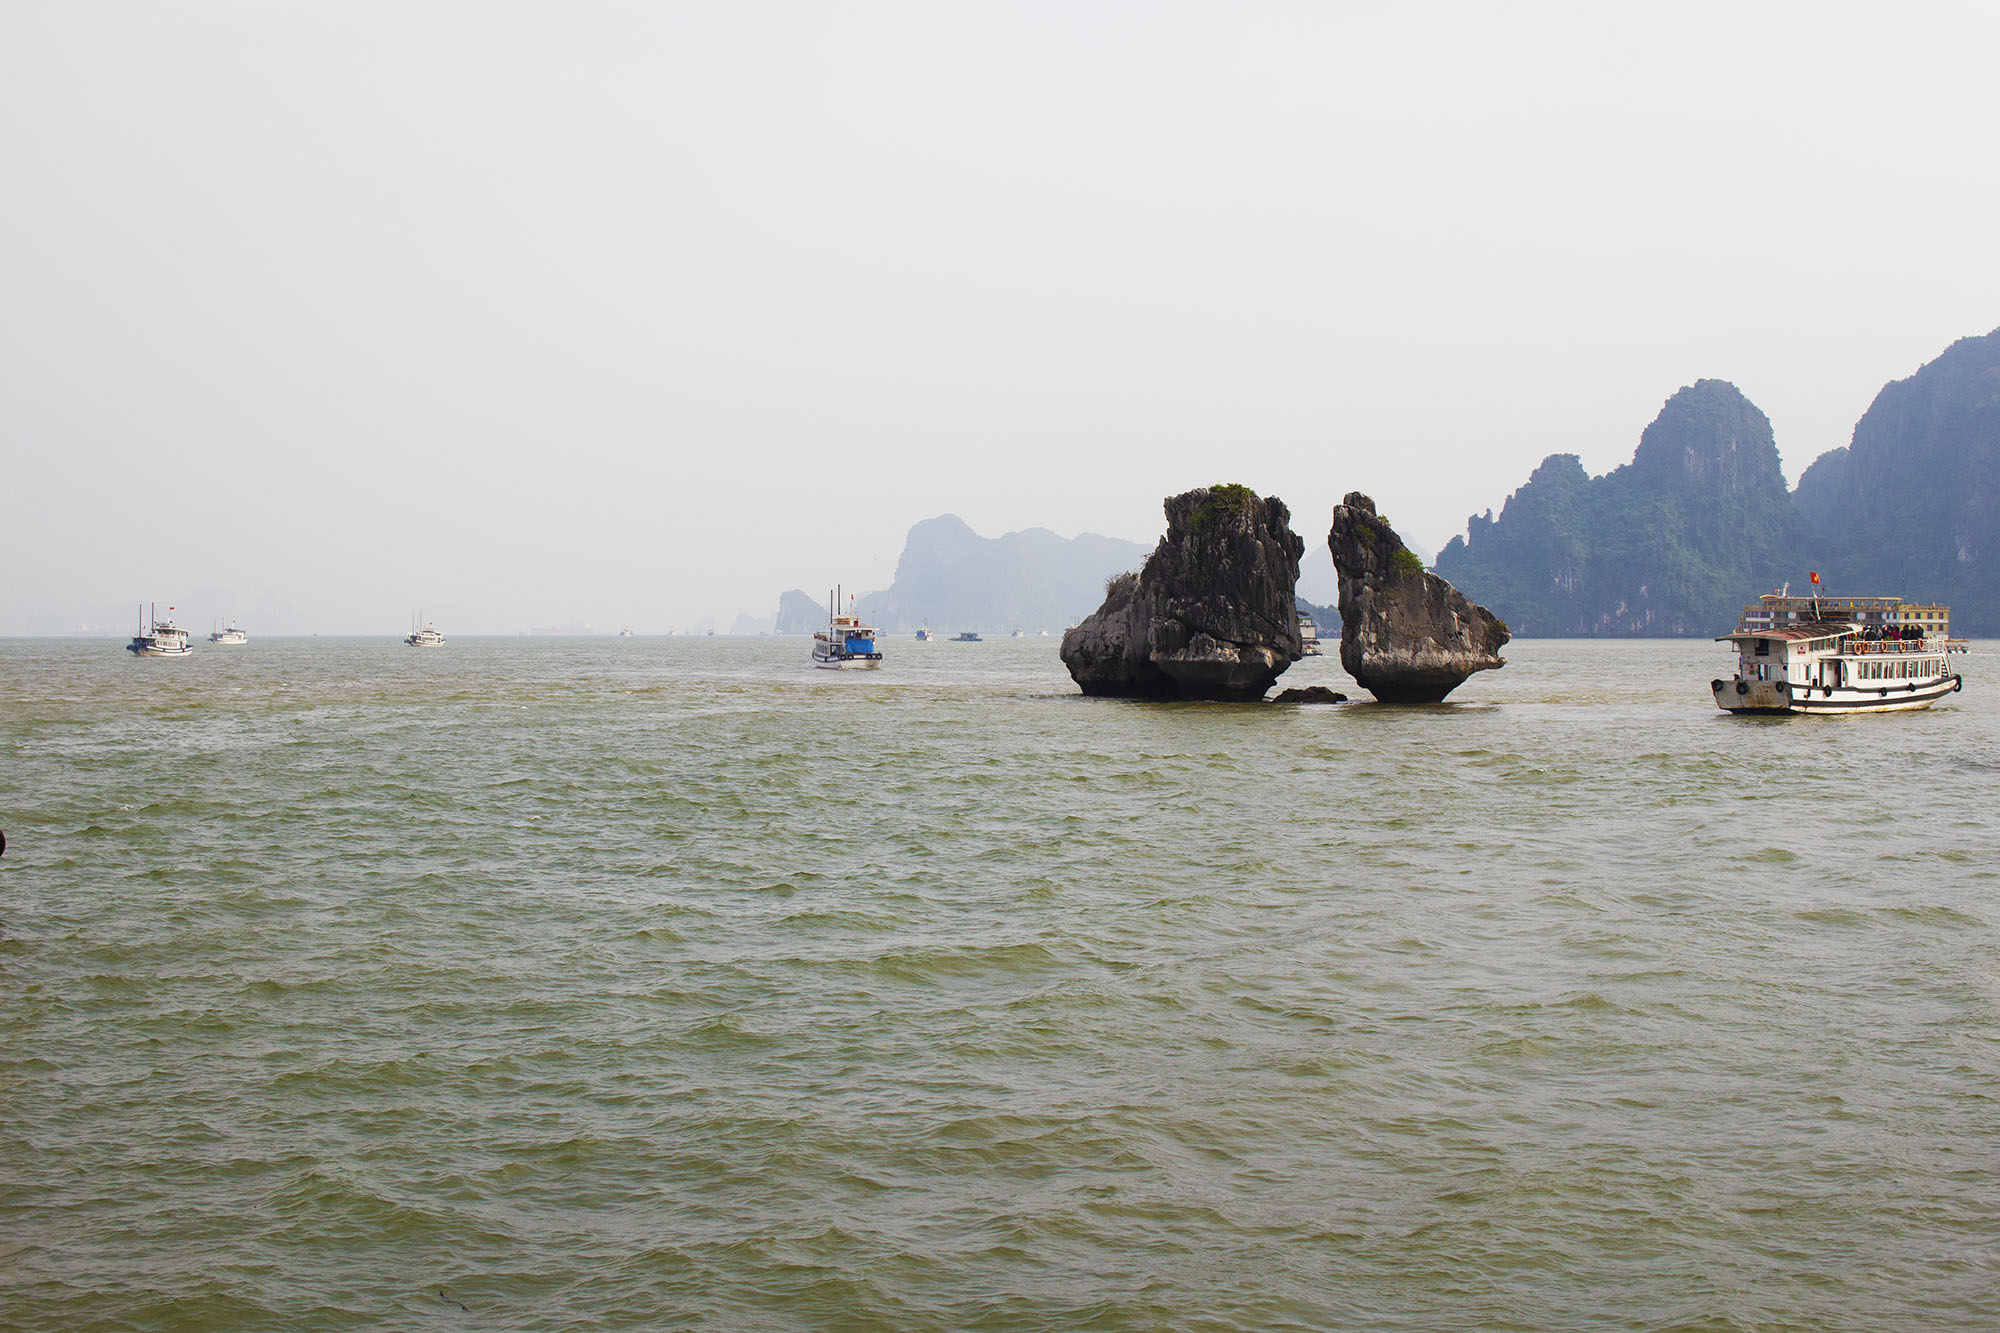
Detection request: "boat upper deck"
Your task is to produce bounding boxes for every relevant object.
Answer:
[1717,620,1851,645]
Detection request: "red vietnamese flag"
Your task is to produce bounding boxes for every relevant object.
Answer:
[1809,572,1819,585]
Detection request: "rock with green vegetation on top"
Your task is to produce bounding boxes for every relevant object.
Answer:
[1061,484,1305,700]
[1330,492,1508,703]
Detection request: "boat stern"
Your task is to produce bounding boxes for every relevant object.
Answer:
[1712,676,1794,714]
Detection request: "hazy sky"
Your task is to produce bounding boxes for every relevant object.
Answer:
[7,2,1999,634]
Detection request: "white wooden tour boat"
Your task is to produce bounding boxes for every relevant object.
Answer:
[1713,580,1966,715]
[128,604,194,657]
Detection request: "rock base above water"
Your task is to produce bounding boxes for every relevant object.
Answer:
[1329,492,1508,703]
[1061,485,1305,701]
[1272,686,1348,704]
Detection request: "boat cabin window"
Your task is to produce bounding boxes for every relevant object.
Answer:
[1754,640,1769,657]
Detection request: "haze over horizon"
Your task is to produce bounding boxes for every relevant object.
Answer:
[8,3,1999,635]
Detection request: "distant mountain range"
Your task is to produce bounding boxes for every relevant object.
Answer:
[1793,328,2000,631]
[773,516,1149,635]
[1435,326,2000,636]
[1434,380,1814,635]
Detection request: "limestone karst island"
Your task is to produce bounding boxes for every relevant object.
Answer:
[1059,483,1509,704]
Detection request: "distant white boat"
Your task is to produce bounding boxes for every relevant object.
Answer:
[129,603,193,657]
[406,612,446,647]
[209,619,248,645]
[618,628,635,638]
[1298,611,1322,656]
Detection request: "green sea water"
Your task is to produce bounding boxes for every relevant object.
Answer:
[2,636,1997,1330]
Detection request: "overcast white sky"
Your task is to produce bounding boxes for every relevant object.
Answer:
[6,2,1998,633]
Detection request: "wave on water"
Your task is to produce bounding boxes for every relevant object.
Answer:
[4,637,1999,1328]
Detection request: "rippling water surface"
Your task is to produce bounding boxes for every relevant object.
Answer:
[3,636,1998,1330]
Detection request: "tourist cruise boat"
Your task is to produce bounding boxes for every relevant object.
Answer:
[811,587,882,669]
[209,620,248,644]
[128,604,194,657]
[1297,611,1323,656]
[1713,582,1966,715]
[406,614,446,647]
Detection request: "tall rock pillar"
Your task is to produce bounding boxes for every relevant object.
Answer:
[1330,492,1508,702]
[1061,485,1305,701]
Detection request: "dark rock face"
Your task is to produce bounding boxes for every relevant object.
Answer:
[1272,685,1347,704]
[1061,485,1305,701]
[1330,493,1509,703]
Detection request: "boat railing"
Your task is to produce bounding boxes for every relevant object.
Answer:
[1846,639,1943,654]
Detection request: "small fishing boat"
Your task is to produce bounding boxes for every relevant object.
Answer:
[128,604,193,657]
[1713,578,1966,715]
[811,586,882,669]
[952,631,982,642]
[209,620,248,644]
[915,625,933,641]
[406,613,446,647]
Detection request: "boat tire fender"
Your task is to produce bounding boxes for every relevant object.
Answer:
[1735,681,1749,695]
[1954,675,1963,692]
[1711,679,1724,693]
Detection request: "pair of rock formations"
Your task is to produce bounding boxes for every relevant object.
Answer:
[1060,485,1509,703]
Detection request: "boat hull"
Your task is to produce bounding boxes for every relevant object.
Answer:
[811,645,882,669]
[1713,675,1960,715]
[128,643,193,657]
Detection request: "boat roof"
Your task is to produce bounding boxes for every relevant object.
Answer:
[1717,620,1852,644]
